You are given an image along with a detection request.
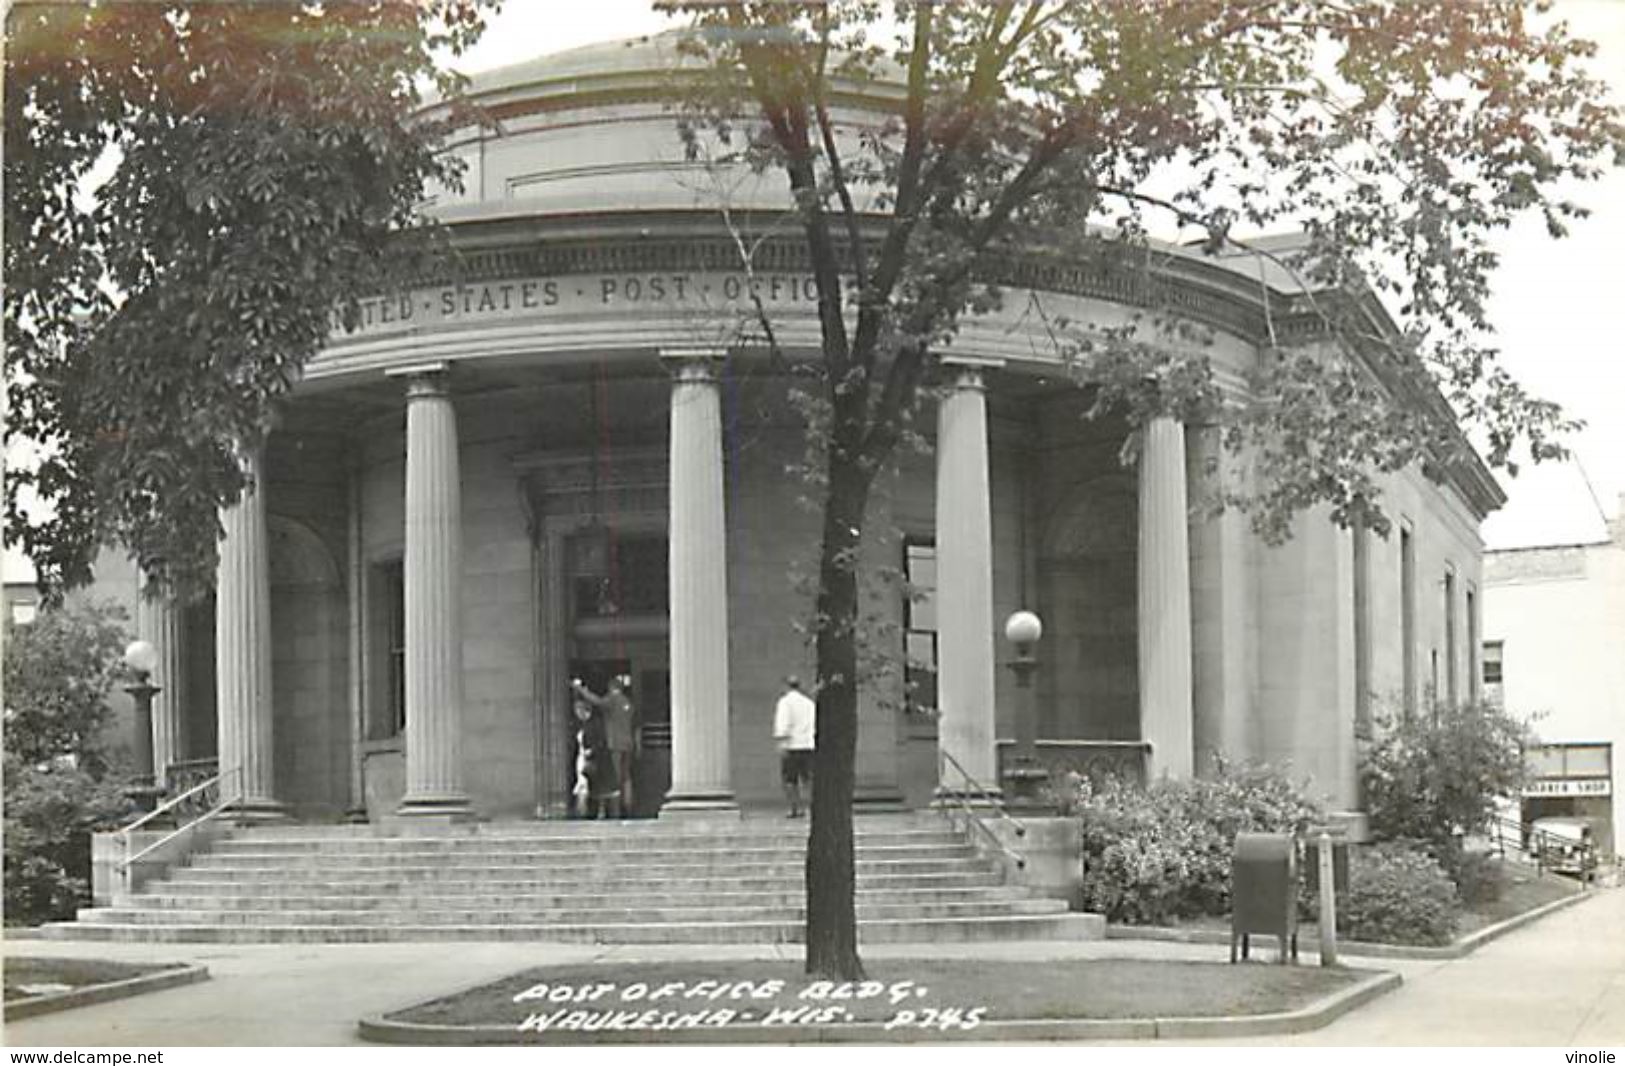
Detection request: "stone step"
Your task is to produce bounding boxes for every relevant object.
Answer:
[221,819,946,842]
[121,885,1029,910]
[191,843,976,866]
[146,871,1007,897]
[56,815,1097,947]
[211,829,960,851]
[42,913,1104,945]
[78,899,1067,926]
[168,858,987,881]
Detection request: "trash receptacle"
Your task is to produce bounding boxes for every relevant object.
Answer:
[1231,832,1298,964]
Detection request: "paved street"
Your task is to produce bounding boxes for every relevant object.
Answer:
[4,887,1622,1046]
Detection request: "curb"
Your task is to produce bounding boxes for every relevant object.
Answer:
[1106,885,1596,960]
[356,969,1400,1045]
[5,964,210,1021]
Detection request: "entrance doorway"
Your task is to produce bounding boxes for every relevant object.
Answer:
[566,527,672,818]
[569,648,670,818]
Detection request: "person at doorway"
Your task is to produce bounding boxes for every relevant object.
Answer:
[574,676,636,817]
[570,682,614,819]
[773,675,816,818]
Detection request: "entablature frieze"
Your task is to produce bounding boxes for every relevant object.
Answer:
[342,232,1323,352]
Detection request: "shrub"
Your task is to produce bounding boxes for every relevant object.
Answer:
[3,753,131,924]
[1069,760,1321,925]
[1340,843,1460,946]
[1452,849,1508,907]
[2,600,132,925]
[1361,700,1531,877]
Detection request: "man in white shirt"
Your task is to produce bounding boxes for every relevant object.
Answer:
[772,675,817,818]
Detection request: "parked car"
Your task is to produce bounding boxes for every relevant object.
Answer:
[1530,816,1598,879]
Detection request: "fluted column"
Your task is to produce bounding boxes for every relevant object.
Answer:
[935,364,1000,799]
[136,577,186,792]
[661,347,737,814]
[216,448,283,819]
[1138,415,1195,780]
[396,365,471,819]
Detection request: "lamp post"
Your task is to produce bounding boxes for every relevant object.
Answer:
[122,640,165,813]
[1002,610,1050,810]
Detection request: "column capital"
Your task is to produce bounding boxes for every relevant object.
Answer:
[941,358,1001,393]
[387,361,454,399]
[660,346,728,383]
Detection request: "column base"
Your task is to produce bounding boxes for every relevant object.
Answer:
[227,799,291,824]
[852,782,909,814]
[124,784,166,816]
[343,806,370,825]
[660,793,740,821]
[1000,760,1055,814]
[396,796,475,822]
[536,800,572,822]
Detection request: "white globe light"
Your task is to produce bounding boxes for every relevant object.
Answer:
[1004,610,1043,648]
[124,640,159,677]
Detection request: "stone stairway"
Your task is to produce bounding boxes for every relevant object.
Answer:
[47,816,1103,944]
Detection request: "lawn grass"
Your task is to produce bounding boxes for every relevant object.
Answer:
[1456,860,1582,934]
[391,958,1360,1029]
[2,958,173,1003]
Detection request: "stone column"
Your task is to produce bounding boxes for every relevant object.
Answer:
[661,347,737,815]
[935,364,1000,799]
[216,447,284,819]
[395,365,472,819]
[1137,416,1195,780]
[136,579,186,792]
[1188,425,1255,774]
[343,450,369,822]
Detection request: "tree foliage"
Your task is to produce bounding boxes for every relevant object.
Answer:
[661,0,1620,978]
[2,599,129,772]
[3,0,493,601]
[2,601,134,924]
[1361,700,1533,873]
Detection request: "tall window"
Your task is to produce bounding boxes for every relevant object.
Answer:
[368,558,405,739]
[903,539,938,719]
[1466,586,1479,702]
[1482,640,1505,706]
[1353,518,1372,737]
[1444,566,1458,706]
[1400,523,1416,716]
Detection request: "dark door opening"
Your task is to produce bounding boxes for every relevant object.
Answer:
[567,654,670,818]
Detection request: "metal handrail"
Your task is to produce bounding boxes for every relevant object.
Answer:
[939,747,1027,839]
[117,766,242,872]
[934,748,1026,871]
[1488,812,1598,881]
[118,765,233,836]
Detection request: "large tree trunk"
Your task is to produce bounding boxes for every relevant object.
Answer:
[805,454,872,979]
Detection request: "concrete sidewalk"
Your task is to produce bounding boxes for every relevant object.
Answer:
[1187,883,1625,1046]
[4,887,1620,1046]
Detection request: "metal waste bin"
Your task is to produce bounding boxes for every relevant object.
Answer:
[1231,832,1299,964]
